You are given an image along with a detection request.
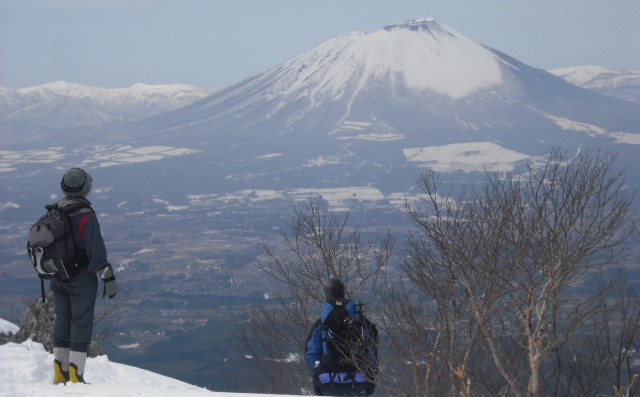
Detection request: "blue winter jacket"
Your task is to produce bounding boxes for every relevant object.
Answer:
[305,300,361,371]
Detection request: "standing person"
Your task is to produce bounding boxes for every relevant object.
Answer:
[51,167,118,384]
[305,278,378,396]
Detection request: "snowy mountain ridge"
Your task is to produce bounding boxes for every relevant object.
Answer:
[14,81,210,104]
[549,65,640,103]
[0,81,210,144]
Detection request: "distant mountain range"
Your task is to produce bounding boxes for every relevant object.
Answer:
[1,62,637,150]
[550,65,640,103]
[0,81,210,147]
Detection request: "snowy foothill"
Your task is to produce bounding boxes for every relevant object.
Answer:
[0,337,299,397]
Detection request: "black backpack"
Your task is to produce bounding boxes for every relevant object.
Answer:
[320,300,378,378]
[27,202,90,300]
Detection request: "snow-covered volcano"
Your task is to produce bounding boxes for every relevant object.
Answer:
[124,18,639,189]
[138,17,512,145]
[253,17,503,102]
[135,17,638,147]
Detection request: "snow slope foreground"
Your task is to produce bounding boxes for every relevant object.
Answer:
[0,340,296,397]
[0,318,19,334]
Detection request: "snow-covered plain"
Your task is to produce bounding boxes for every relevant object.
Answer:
[0,338,298,397]
[0,140,542,214]
[0,145,199,173]
[543,113,640,144]
[403,141,534,172]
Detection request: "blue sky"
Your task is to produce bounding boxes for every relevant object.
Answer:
[1,0,639,90]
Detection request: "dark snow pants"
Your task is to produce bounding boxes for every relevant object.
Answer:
[51,271,98,352]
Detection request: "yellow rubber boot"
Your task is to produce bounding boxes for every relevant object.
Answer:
[53,359,69,385]
[69,363,86,383]
[69,351,88,384]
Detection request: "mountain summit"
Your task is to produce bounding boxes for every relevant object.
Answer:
[269,17,503,101]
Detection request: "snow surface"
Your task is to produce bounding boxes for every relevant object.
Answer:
[403,141,534,172]
[543,114,640,144]
[186,186,387,213]
[0,338,298,397]
[0,318,19,334]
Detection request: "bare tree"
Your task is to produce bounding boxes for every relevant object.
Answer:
[92,288,132,345]
[542,270,640,397]
[402,149,635,397]
[600,273,640,397]
[235,198,393,394]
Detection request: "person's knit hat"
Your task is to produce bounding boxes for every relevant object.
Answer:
[60,167,92,198]
[324,278,345,301]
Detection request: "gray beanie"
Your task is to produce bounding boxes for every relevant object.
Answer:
[60,167,92,198]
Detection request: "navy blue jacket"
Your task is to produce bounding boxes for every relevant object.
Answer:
[57,197,109,273]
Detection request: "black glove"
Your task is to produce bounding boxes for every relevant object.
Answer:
[100,264,117,298]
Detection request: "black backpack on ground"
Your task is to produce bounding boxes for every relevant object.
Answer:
[27,202,90,300]
[313,299,378,396]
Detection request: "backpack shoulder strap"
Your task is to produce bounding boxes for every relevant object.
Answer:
[58,203,94,227]
[62,203,93,218]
